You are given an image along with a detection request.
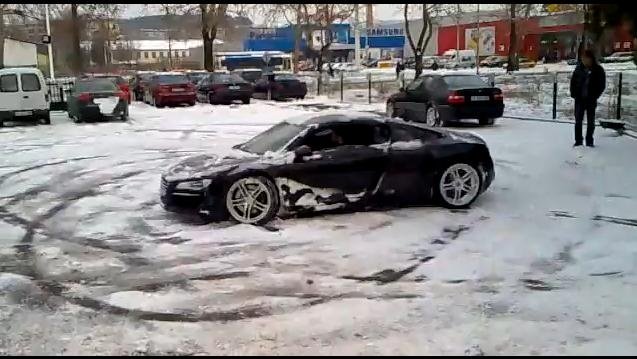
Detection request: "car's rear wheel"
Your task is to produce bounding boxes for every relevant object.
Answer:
[426,104,442,127]
[436,163,481,209]
[242,97,250,104]
[386,101,397,118]
[225,176,279,225]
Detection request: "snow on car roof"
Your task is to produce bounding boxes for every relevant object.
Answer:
[283,110,385,126]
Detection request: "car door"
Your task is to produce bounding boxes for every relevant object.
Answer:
[278,121,390,209]
[0,72,21,113]
[379,123,442,203]
[19,72,47,111]
[196,76,211,101]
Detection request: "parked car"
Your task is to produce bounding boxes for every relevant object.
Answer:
[253,73,307,101]
[132,71,155,102]
[480,55,508,68]
[602,51,634,63]
[231,68,263,84]
[144,73,196,108]
[196,73,253,105]
[386,73,504,126]
[67,78,129,123]
[501,57,536,69]
[184,71,209,86]
[91,74,131,104]
[442,49,477,69]
[160,111,495,225]
[0,67,50,127]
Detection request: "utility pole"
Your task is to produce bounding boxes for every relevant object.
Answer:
[354,4,360,67]
[476,3,480,74]
[45,4,54,79]
[456,4,460,53]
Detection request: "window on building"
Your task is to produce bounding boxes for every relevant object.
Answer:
[152,52,156,58]
[160,51,165,58]
[144,52,149,59]
[624,42,631,49]
[182,51,187,57]
[615,42,621,49]
[137,52,141,59]
[174,51,179,58]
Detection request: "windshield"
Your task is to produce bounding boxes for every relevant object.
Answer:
[75,80,117,93]
[443,75,488,89]
[239,122,305,154]
[95,76,125,85]
[212,74,248,84]
[155,75,189,84]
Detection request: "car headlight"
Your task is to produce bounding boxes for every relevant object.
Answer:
[175,179,211,191]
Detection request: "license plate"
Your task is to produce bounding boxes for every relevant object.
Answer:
[471,96,490,101]
[15,111,33,116]
[229,86,240,90]
[172,88,185,92]
[94,97,118,114]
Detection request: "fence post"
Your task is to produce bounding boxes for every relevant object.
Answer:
[368,72,372,104]
[552,72,557,120]
[616,72,622,120]
[340,71,344,103]
[401,72,405,89]
[317,75,321,96]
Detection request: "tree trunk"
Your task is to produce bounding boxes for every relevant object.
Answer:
[414,53,423,78]
[293,26,301,73]
[71,4,82,74]
[201,7,213,71]
[507,4,519,72]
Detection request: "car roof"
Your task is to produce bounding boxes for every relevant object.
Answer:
[0,67,43,75]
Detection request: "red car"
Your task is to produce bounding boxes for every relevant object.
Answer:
[144,73,196,108]
[92,74,131,104]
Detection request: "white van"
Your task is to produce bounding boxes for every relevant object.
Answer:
[442,49,477,69]
[0,67,50,127]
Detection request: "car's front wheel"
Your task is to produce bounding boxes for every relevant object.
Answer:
[225,176,279,225]
[436,163,482,209]
[479,117,496,126]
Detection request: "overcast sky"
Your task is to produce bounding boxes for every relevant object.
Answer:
[121,4,498,24]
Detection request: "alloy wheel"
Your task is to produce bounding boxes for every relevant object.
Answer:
[226,177,273,224]
[426,106,440,127]
[439,163,480,207]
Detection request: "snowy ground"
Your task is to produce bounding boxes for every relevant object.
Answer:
[1,98,637,355]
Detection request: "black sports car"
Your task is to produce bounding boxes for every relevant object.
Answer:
[160,112,495,225]
[387,73,504,126]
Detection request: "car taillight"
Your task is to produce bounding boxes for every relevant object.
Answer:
[447,91,465,104]
[211,84,224,92]
[159,85,171,93]
[494,93,504,101]
[119,84,129,92]
[78,92,92,102]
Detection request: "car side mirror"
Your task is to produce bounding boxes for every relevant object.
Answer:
[294,145,312,161]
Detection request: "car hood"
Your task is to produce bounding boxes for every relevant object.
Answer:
[163,150,260,181]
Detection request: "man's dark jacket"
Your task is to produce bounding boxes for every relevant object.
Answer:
[569,62,606,100]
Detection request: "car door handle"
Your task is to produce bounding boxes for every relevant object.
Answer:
[23,95,29,99]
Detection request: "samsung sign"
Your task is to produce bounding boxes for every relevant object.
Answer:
[366,28,404,37]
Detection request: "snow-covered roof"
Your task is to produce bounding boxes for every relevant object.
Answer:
[92,39,224,51]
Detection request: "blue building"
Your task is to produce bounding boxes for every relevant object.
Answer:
[243,23,405,60]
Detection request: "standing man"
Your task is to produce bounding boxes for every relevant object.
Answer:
[395,59,404,79]
[570,50,606,147]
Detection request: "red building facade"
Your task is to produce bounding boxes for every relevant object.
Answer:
[437,12,630,61]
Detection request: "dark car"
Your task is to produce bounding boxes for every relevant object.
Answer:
[231,68,263,84]
[480,55,508,68]
[144,73,196,108]
[131,72,155,102]
[253,73,307,100]
[91,74,131,104]
[196,73,253,105]
[160,112,495,225]
[67,78,129,123]
[185,71,209,85]
[386,74,504,126]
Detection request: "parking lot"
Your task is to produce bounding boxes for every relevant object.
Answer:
[2,98,637,355]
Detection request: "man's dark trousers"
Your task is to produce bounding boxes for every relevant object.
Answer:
[574,99,596,146]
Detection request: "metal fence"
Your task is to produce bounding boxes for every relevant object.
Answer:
[46,78,75,111]
[298,70,637,126]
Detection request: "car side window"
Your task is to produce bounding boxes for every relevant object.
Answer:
[0,74,18,92]
[406,77,424,91]
[391,124,440,143]
[299,123,390,152]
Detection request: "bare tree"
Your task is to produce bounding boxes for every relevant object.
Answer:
[200,4,228,71]
[307,5,355,74]
[146,4,196,69]
[260,4,306,72]
[506,4,518,72]
[404,4,438,77]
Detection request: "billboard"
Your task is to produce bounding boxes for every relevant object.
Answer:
[465,26,496,56]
